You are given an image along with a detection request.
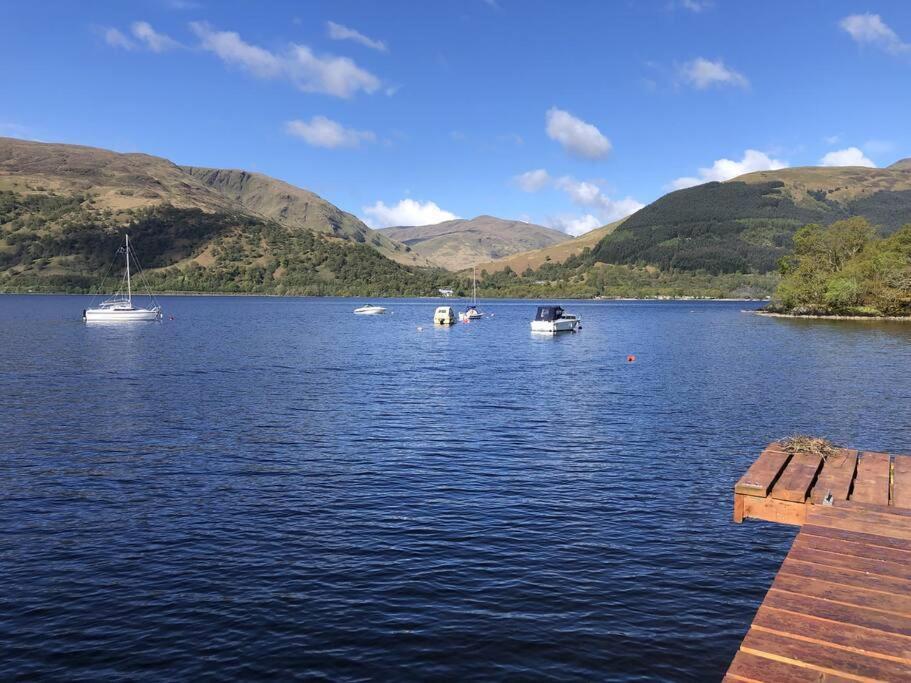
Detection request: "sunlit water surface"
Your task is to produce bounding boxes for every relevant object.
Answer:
[2,295,911,681]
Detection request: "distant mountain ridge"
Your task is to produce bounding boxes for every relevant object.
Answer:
[380,215,571,270]
[0,136,425,266]
[0,137,442,295]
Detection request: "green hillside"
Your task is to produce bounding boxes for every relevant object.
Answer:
[591,161,911,275]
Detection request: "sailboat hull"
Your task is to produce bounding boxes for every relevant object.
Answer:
[84,308,161,322]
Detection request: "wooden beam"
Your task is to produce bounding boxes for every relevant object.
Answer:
[851,452,891,506]
[735,445,791,497]
[771,452,823,503]
[809,449,858,505]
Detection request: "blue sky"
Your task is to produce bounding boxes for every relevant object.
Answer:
[1,1,910,235]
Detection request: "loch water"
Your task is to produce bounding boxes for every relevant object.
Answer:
[2,295,911,681]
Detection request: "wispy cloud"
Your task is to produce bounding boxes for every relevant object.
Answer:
[103,21,179,52]
[362,199,458,228]
[514,169,550,192]
[104,27,135,50]
[327,21,387,52]
[819,147,876,168]
[840,13,911,56]
[676,0,712,12]
[285,116,375,149]
[677,57,748,89]
[545,107,611,159]
[132,21,179,52]
[670,149,787,189]
[190,22,381,98]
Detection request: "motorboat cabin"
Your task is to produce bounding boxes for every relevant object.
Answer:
[434,306,456,325]
[530,305,580,333]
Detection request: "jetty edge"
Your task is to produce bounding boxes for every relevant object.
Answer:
[726,442,911,682]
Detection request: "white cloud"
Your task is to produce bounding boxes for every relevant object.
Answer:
[824,133,842,145]
[670,149,787,189]
[285,116,375,149]
[840,13,911,56]
[554,176,644,223]
[104,27,135,50]
[362,199,459,228]
[547,214,602,237]
[678,57,749,89]
[545,107,612,159]
[515,169,550,192]
[819,147,876,168]
[190,22,380,98]
[131,21,179,52]
[327,21,387,52]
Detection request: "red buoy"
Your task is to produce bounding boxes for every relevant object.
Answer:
[627,355,636,363]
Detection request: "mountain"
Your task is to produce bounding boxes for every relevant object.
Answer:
[590,160,911,274]
[0,137,441,295]
[180,167,428,266]
[379,215,571,271]
[475,219,625,273]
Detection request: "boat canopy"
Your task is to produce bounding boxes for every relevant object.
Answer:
[535,306,565,321]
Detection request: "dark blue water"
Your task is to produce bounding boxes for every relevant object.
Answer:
[2,295,911,681]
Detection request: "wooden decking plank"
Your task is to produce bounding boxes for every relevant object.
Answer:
[773,573,911,617]
[788,548,911,592]
[851,452,891,507]
[805,507,911,541]
[741,628,911,681]
[810,449,858,505]
[801,524,911,553]
[753,605,911,663]
[771,452,823,503]
[726,650,857,683]
[836,500,911,518]
[792,535,911,573]
[780,557,911,598]
[736,445,791,497]
[765,589,911,638]
[893,455,911,510]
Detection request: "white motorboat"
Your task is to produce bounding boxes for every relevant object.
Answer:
[83,234,162,322]
[530,305,581,333]
[459,267,484,322]
[434,306,456,325]
[354,304,387,315]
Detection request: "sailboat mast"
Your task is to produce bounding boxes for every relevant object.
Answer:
[472,266,477,305]
[125,234,131,304]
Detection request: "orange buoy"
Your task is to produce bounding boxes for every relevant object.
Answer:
[627,355,636,363]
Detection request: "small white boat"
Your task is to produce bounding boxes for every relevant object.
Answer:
[354,304,387,315]
[434,306,456,325]
[459,267,484,322]
[530,305,581,333]
[84,234,161,322]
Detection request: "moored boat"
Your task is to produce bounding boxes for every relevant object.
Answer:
[459,267,484,322]
[83,235,161,323]
[530,305,580,333]
[354,304,387,315]
[434,306,456,325]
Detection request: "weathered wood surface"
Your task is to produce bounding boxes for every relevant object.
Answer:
[728,443,911,682]
[734,444,909,525]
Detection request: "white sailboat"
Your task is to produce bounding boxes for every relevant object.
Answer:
[83,234,162,322]
[459,267,484,322]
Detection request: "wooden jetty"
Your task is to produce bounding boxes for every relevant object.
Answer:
[727,443,911,682]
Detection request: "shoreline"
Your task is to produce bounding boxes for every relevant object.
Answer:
[0,290,770,303]
[754,310,911,321]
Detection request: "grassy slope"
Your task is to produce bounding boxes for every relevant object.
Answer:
[474,220,624,273]
[379,215,571,270]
